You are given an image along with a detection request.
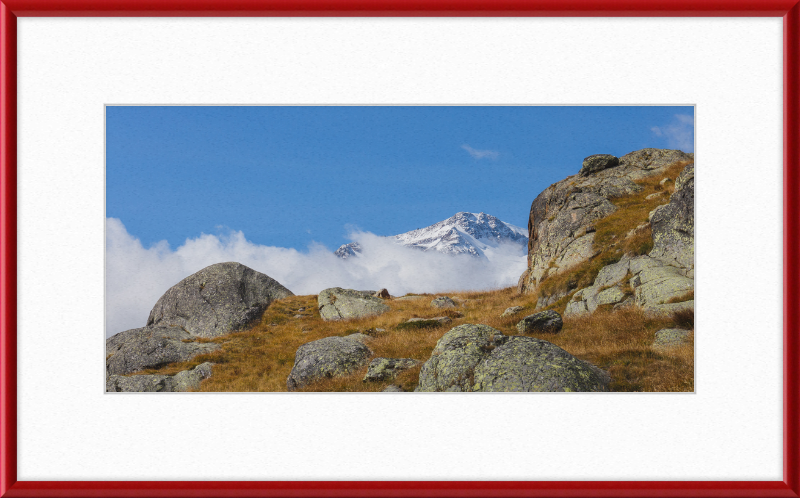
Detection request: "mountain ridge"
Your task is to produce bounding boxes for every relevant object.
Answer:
[335,212,528,259]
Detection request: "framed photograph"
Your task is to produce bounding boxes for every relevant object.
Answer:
[1,0,798,496]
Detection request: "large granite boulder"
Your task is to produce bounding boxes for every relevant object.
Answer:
[318,287,390,321]
[472,337,611,392]
[147,262,294,338]
[518,148,693,295]
[106,362,214,392]
[286,336,373,391]
[106,326,220,376]
[416,324,609,392]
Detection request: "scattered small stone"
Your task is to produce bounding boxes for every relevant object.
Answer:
[652,328,691,351]
[382,384,405,392]
[516,310,564,334]
[363,358,421,382]
[407,316,452,325]
[501,306,524,317]
[646,191,666,200]
[660,177,671,186]
[431,296,456,308]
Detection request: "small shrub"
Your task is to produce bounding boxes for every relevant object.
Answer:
[395,320,441,331]
[672,309,694,329]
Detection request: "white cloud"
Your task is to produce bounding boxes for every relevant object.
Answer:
[651,114,695,152]
[461,144,499,160]
[106,218,527,337]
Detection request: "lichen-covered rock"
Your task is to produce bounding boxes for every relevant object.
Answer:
[431,296,456,308]
[416,324,609,392]
[147,262,294,338]
[564,299,589,317]
[644,300,694,317]
[382,384,406,392]
[632,265,693,307]
[649,163,694,269]
[286,336,372,391]
[501,306,524,317]
[566,253,692,316]
[416,324,508,392]
[106,326,220,376]
[363,358,420,382]
[473,337,610,392]
[580,154,619,176]
[652,328,692,350]
[516,310,563,334]
[106,362,214,392]
[318,287,390,321]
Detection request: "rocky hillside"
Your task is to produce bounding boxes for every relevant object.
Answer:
[517,148,694,316]
[106,147,694,393]
[335,212,527,259]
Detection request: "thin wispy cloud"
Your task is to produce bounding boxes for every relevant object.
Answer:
[462,144,499,160]
[106,218,527,337]
[651,114,694,152]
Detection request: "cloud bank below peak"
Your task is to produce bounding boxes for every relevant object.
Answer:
[106,218,527,337]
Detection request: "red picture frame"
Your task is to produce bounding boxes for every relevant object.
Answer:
[1,1,798,497]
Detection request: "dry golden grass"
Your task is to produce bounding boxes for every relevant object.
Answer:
[132,284,693,393]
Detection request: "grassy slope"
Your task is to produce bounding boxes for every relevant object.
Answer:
[131,160,695,393]
[133,287,693,392]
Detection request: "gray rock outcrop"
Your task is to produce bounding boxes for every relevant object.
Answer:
[318,287,390,321]
[518,148,693,295]
[106,362,214,392]
[147,262,294,338]
[286,336,373,391]
[564,253,693,317]
[649,163,694,269]
[416,324,609,392]
[106,326,220,376]
[516,310,563,334]
[363,358,420,382]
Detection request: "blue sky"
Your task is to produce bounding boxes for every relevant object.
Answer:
[106,106,694,251]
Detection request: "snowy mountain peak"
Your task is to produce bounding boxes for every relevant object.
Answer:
[335,212,528,259]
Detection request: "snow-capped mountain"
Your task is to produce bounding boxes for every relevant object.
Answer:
[335,212,528,259]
